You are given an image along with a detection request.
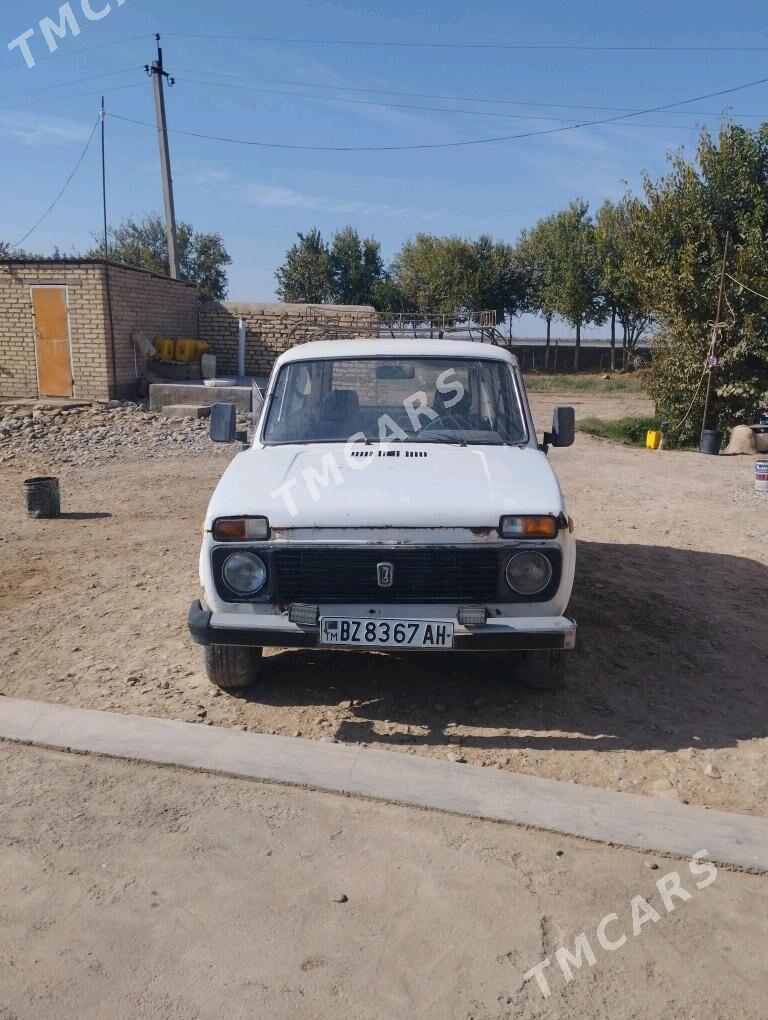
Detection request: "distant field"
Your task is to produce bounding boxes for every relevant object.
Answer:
[523,373,645,394]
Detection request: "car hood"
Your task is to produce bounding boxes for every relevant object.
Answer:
[204,443,566,530]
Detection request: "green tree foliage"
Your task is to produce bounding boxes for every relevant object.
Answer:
[513,216,561,366]
[275,228,333,303]
[88,213,232,301]
[595,198,653,368]
[329,227,385,304]
[276,227,386,305]
[638,124,768,441]
[390,233,523,322]
[548,200,605,370]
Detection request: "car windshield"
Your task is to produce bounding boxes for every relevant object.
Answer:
[262,356,527,446]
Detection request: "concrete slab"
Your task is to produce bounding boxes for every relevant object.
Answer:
[160,404,212,420]
[1,697,768,872]
[149,382,253,413]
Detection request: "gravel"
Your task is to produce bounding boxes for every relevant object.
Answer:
[0,400,249,467]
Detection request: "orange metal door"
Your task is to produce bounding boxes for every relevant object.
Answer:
[32,287,72,397]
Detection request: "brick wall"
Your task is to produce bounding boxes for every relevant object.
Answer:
[198,301,380,377]
[105,264,199,396]
[0,262,110,399]
[0,260,200,400]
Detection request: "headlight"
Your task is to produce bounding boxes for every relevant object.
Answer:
[505,551,552,596]
[222,552,267,594]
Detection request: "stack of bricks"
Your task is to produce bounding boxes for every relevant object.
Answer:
[198,301,380,377]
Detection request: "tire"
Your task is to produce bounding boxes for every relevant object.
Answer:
[518,649,568,691]
[204,644,263,690]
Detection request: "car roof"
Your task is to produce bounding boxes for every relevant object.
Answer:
[275,337,520,366]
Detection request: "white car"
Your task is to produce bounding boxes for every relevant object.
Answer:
[188,339,577,690]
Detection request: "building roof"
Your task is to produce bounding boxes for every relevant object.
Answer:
[0,258,197,286]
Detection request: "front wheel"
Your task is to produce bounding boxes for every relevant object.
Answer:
[204,644,263,690]
[517,649,568,691]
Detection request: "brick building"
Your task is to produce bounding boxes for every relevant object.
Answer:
[0,262,381,401]
[198,301,380,377]
[0,259,199,400]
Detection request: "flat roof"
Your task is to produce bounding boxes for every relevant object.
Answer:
[277,337,519,365]
[0,258,197,287]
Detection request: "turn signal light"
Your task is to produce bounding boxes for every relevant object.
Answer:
[499,515,558,540]
[212,516,270,541]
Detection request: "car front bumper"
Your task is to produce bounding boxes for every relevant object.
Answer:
[187,600,577,651]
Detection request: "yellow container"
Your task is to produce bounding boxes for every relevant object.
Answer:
[646,430,662,450]
[175,338,200,363]
[193,340,209,359]
[153,337,175,361]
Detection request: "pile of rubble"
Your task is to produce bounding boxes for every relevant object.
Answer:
[0,401,247,467]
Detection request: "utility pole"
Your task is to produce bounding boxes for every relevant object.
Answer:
[699,231,730,448]
[101,96,118,396]
[146,34,179,279]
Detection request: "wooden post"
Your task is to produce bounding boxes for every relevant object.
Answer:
[699,232,730,447]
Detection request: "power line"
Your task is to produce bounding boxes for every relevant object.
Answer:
[163,31,768,52]
[0,81,145,111]
[0,33,154,72]
[0,66,139,103]
[11,115,100,248]
[168,64,768,121]
[173,74,733,130]
[106,71,768,152]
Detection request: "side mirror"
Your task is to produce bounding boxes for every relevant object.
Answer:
[210,401,237,443]
[545,406,575,448]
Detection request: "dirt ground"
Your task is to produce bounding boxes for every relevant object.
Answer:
[1,391,767,817]
[2,741,767,1020]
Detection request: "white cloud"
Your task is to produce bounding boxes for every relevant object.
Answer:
[0,112,91,145]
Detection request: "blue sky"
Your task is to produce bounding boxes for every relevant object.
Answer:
[3,0,768,335]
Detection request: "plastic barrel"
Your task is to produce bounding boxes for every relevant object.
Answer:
[24,476,60,518]
[756,461,768,493]
[699,429,723,455]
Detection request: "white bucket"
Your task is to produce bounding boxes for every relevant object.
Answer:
[756,461,768,493]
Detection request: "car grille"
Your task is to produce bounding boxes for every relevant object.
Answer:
[271,546,501,603]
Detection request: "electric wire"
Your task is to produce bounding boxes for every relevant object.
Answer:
[163,32,768,53]
[172,74,737,131]
[11,114,100,247]
[0,33,154,71]
[168,64,768,120]
[0,66,140,103]
[106,71,768,152]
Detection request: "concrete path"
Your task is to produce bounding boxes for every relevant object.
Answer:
[2,739,767,1020]
[2,697,768,872]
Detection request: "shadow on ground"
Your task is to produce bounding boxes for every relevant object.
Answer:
[232,541,767,756]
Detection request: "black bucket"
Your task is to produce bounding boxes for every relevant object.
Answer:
[24,476,61,518]
[699,429,723,456]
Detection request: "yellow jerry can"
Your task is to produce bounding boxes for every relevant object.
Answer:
[153,337,175,361]
[646,430,662,450]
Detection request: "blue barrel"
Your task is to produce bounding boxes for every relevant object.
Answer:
[24,476,60,518]
[699,429,723,455]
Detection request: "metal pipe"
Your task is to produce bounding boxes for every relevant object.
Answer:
[238,317,246,378]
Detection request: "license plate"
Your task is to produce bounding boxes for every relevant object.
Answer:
[320,618,454,648]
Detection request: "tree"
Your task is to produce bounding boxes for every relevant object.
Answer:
[638,123,768,443]
[549,200,605,371]
[275,228,333,303]
[389,233,523,323]
[514,217,561,369]
[595,199,653,370]
[88,213,232,301]
[330,227,385,305]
